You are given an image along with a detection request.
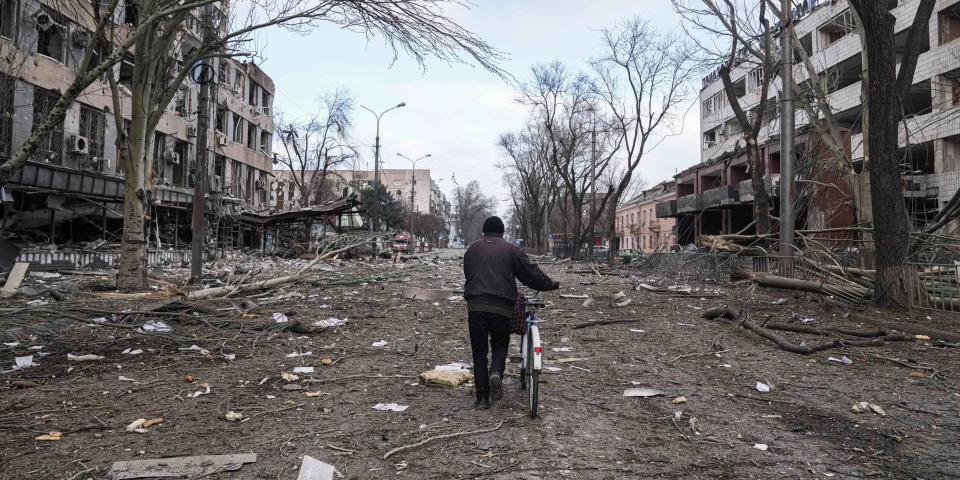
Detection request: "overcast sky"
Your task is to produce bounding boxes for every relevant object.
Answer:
[260,0,701,214]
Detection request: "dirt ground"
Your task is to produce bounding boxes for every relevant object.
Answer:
[1,252,959,479]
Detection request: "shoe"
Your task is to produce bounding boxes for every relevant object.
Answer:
[489,374,503,401]
[474,398,490,410]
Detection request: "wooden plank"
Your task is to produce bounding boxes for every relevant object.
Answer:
[2,262,29,294]
[108,453,257,479]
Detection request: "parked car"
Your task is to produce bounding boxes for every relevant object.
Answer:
[391,232,414,255]
[619,249,643,264]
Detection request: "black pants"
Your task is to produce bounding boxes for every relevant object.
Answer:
[468,311,511,400]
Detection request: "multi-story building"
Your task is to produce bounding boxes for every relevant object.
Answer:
[616,181,677,253]
[657,0,960,244]
[0,0,275,249]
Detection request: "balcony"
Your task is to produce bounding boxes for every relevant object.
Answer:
[629,224,641,234]
[648,219,663,231]
[902,174,939,199]
[702,185,739,208]
[677,194,703,214]
[737,174,781,202]
[656,199,678,218]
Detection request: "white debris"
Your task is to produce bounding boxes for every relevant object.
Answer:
[225,411,244,422]
[630,329,646,333]
[371,341,388,348]
[753,443,769,451]
[223,354,236,360]
[756,382,771,393]
[68,353,105,362]
[552,347,573,352]
[286,351,313,358]
[187,383,211,398]
[827,356,853,365]
[121,348,144,355]
[293,366,315,374]
[3,342,20,347]
[273,312,289,323]
[179,345,211,356]
[118,375,137,382]
[313,318,348,328]
[623,387,666,398]
[14,355,34,369]
[142,320,172,333]
[434,362,471,374]
[373,403,408,412]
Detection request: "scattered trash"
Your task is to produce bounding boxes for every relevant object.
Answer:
[141,320,172,333]
[544,366,563,372]
[108,453,257,479]
[126,419,149,433]
[297,455,337,480]
[373,403,408,412]
[320,358,334,365]
[304,391,323,398]
[559,294,589,299]
[142,418,163,428]
[3,342,19,347]
[434,362,471,373]
[753,443,769,451]
[630,328,646,333]
[184,375,195,383]
[223,353,236,360]
[1,262,29,294]
[570,365,591,373]
[179,345,211,356]
[827,356,853,365]
[273,312,289,323]
[915,335,931,341]
[554,357,589,364]
[552,347,573,352]
[756,382,771,393]
[851,402,886,416]
[67,353,104,362]
[281,372,300,381]
[286,351,313,358]
[225,411,244,422]
[122,348,144,355]
[799,317,816,325]
[14,355,34,369]
[35,431,63,441]
[371,341,388,347]
[672,396,688,404]
[623,387,666,398]
[313,318,348,329]
[118,375,137,382]
[293,366,315,374]
[187,383,211,398]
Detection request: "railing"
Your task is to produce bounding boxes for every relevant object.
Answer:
[656,200,677,218]
[702,185,739,208]
[15,248,249,269]
[677,194,703,213]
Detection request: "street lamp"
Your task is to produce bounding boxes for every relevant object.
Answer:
[360,102,406,233]
[396,152,431,247]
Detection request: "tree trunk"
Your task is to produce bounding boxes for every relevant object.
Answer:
[747,137,771,235]
[856,5,912,306]
[119,182,148,290]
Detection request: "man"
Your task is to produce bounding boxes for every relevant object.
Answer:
[463,216,559,409]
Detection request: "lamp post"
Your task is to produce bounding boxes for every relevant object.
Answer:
[396,153,431,246]
[360,102,406,233]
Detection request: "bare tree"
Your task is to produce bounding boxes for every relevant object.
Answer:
[592,17,698,262]
[498,123,560,254]
[275,88,356,207]
[453,180,496,243]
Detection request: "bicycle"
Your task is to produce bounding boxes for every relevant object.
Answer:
[519,296,546,418]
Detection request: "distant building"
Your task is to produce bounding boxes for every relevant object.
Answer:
[616,181,677,253]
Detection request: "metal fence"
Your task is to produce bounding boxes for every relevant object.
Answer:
[15,248,250,270]
[907,263,960,312]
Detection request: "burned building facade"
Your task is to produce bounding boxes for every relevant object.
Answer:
[0,0,275,256]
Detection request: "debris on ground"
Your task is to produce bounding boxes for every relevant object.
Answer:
[107,453,257,479]
[373,403,409,412]
[297,455,337,480]
[623,387,666,398]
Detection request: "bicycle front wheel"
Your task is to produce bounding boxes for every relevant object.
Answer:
[526,333,539,418]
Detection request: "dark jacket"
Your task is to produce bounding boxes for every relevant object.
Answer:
[463,234,558,315]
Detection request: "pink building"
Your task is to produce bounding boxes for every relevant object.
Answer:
[616,181,677,253]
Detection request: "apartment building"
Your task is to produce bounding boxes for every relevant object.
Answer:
[273,168,448,218]
[616,181,677,253]
[657,0,960,243]
[0,0,275,248]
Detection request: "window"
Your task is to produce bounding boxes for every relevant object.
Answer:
[217,60,227,84]
[819,11,854,49]
[701,92,726,118]
[32,87,64,164]
[233,68,243,95]
[37,13,65,62]
[261,90,271,111]
[152,131,166,181]
[259,130,270,154]
[174,86,189,116]
[78,105,105,158]
[248,79,258,106]
[232,112,242,142]
[119,56,135,88]
[0,73,12,160]
[214,155,225,177]
[246,122,256,150]
[747,68,763,91]
[124,0,139,25]
[0,0,16,39]
[173,140,188,186]
[215,106,226,132]
[939,4,960,45]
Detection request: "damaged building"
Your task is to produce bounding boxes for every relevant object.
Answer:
[0,0,278,264]
[657,0,960,245]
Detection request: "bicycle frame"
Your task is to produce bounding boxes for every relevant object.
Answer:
[521,311,543,371]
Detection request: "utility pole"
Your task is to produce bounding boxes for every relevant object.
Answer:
[361,103,406,235]
[779,0,795,263]
[397,152,431,245]
[191,5,214,284]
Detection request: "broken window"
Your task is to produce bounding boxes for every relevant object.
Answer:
[37,12,66,62]
[174,86,189,116]
[173,139,188,186]
[747,68,763,91]
[31,86,64,164]
[78,104,105,158]
[152,131,167,182]
[793,32,813,63]
[0,73,12,160]
[248,79,258,106]
[232,112,242,143]
[247,122,256,150]
[261,90,271,113]
[259,130,270,154]
[215,106,226,133]
[214,155,225,177]
[217,61,227,84]
[939,3,960,45]
[731,77,746,98]
[819,10,855,49]
[124,0,138,25]
[0,0,16,39]
[233,68,243,96]
[119,55,135,88]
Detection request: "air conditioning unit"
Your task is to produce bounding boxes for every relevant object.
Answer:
[68,135,89,155]
[217,133,227,146]
[187,126,197,137]
[258,105,271,115]
[164,151,181,165]
[71,30,89,48]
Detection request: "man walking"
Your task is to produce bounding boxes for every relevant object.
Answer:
[463,216,559,408]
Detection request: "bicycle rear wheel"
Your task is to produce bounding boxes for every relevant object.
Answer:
[526,332,539,418]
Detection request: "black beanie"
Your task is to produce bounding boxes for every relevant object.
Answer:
[482,216,505,234]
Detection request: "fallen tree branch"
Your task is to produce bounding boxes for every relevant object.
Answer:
[383,420,504,460]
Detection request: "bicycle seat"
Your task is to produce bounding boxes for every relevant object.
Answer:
[525,299,546,308]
